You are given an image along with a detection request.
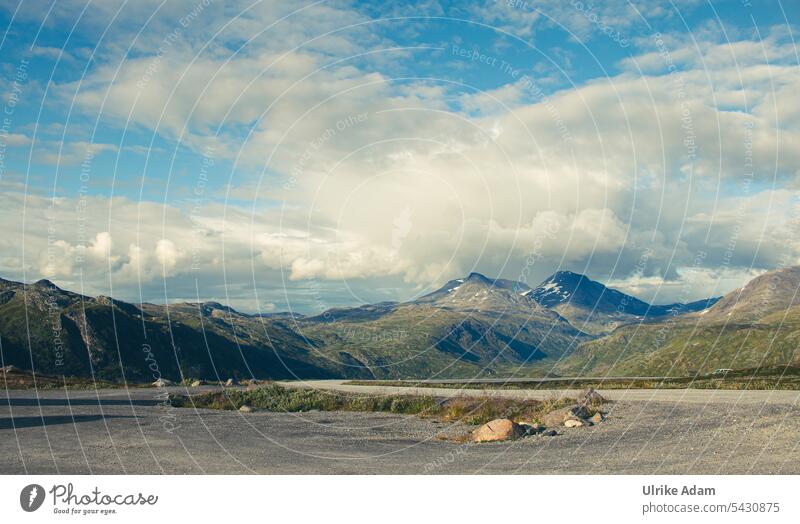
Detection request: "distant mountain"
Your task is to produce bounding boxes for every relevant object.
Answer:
[0,278,362,383]
[528,270,719,334]
[0,273,586,381]
[295,272,588,378]
[413,272,537,310]
[1,267,789,382]
[557,266,800,376]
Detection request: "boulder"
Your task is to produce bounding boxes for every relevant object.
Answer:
[518,422,543,436]
[238,405,254,413]
[577,387,605,406]
[541,405,590,427]
[564,418,585,428]
[589,412,604,424]
[152,378,174,387]
[472,418,525,443]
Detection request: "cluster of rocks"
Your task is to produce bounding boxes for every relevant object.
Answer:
[471,388,606,443]
[158,377,260,388]
[170,378,260,389]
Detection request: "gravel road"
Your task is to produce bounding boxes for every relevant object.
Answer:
[1,384,798,474]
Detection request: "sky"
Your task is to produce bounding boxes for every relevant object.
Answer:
[0,0,798,314]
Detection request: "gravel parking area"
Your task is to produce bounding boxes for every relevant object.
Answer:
[1,387,799,474]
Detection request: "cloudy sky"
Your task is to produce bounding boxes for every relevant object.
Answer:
[0,0,798,313]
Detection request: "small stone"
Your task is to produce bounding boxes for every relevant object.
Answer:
[543,429,558,437]
[190,380,203,387]
[224,378,237,387]
[577,387,606,406]
[589,412,604,424]
[472,418,525,443]
[152,378,174,387]
[238,405,254,413]
[541,405,590,427]
[564,419,585,428]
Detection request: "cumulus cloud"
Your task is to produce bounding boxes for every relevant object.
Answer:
[2,0,799,309]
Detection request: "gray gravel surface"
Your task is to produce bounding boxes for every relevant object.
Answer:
[1,386,799,474]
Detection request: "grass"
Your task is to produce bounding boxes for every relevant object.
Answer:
[169,383,589,426]
[344,366,800,391]
[1,369,128,390]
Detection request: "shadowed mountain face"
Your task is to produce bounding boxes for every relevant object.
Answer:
[3,268,790,381]
[0,279,356,382]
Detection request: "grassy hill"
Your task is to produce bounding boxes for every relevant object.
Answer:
[557,267,800,376]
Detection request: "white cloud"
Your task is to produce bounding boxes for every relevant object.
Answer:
[4,1,799,308]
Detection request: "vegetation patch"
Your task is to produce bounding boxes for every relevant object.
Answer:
[1,367,126,390]
[169,384,588,426]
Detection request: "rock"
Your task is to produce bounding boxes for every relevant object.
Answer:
[1,365,19,373]
[519,422,543,436]
[472,418,525,443]
[190,380,203,387]
[564,418,585,428]
[238,405,254,413]
[224,378,237,387]
[589,412,604,424]
[152,378,174,387]
[577,387,605,406]
[541,405,590,427]
[543,429,558,437]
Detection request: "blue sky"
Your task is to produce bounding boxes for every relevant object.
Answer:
[1,0,798,313]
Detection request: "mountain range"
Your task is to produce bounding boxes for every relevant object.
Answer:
[1,266,798,381]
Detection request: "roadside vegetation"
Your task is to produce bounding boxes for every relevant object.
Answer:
[1,367,124,389]
[345,366,800,391]
[169,383,589,426]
